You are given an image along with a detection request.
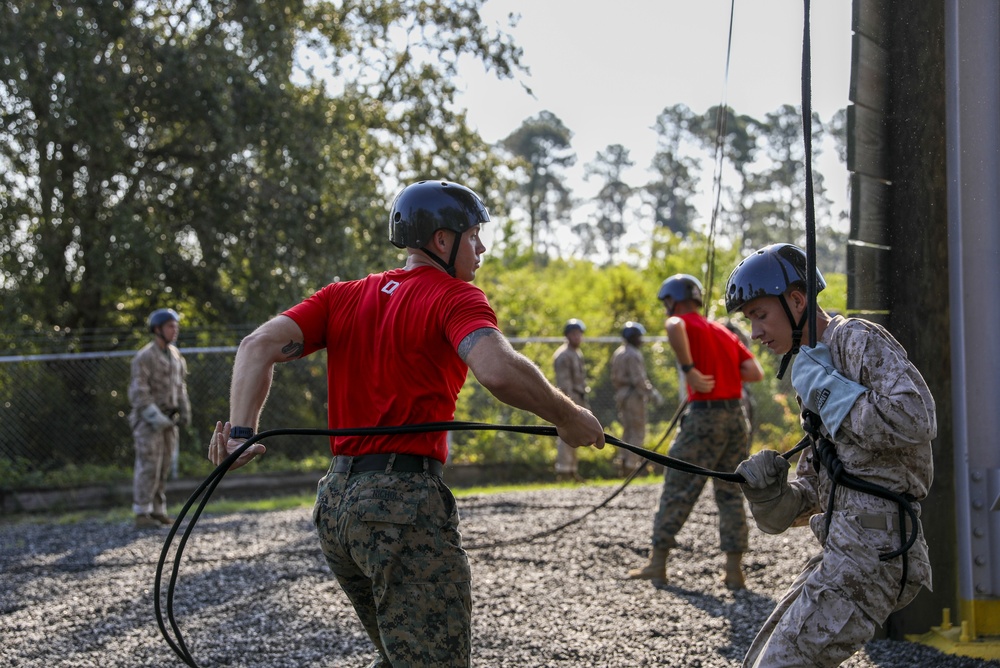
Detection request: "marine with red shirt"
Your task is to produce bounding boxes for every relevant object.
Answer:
[208,180,605,667]
[627,273,764,589]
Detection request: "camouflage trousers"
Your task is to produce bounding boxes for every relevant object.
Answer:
[743,494,930,667]
[132,421,177,515]
[615,393,647,472]
[313,461,472,667]
[650,405,749,553]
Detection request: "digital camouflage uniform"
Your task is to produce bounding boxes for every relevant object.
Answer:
[651,405,749,553]
[610,342,654,472]
[314,462,471,667]
[744,315,935,667]
[128,341,190,515]
[552,343,589,476]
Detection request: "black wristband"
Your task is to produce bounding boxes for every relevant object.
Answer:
[681,363,695,373]
[230,426,255,440]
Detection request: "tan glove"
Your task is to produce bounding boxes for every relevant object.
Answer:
[141,404,175,431]
[735,450,802,534]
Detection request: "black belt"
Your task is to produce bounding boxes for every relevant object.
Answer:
[332,453,443,476]
[688,399,743,410]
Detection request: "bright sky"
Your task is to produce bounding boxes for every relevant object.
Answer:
[454,0,853,245]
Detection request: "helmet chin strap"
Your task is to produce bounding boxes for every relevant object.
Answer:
[419,230,461,277]
[775,294,808,379]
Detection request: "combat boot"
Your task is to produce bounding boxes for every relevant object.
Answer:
[627,547,669,582]
[723,551,745,590]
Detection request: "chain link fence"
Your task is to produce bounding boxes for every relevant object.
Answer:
[0,337,802,490]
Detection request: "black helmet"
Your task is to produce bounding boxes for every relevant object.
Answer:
[148,308,180,333]
[657,274,704,307]
[388,180,490,250]
[622,321,646,340]
[724,243,825,314]
[564,318,586,335]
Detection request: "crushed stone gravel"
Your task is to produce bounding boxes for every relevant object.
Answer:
[1,481,997,668]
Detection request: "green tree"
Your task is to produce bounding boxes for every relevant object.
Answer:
[643,103,701,236]
[742,104,834,253]
[686,104,845,272]
[583,143,635,263]
[499,110,575,261]
[0,0,522,350]
[688,104,762,250]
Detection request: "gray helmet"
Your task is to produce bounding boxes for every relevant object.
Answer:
[622,321,646,340]
[564,318,586,335]
[148,308,180,333]
[725,243,825,313]
[388,180,490,250]
[726,243,826,380]
[657,274,704,306]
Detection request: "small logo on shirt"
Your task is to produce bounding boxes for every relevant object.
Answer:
[381,280,400,296]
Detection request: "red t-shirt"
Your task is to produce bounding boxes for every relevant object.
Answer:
[282,266,499,462]
[677,312,753,402]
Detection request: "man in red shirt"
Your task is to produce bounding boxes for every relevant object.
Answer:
[208,180,605,667]
[627,273,763,589]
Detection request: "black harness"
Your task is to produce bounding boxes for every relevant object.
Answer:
[800,411,920,594]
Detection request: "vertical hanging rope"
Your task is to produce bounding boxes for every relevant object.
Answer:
[800,0,818,345]
[703,0,737,315]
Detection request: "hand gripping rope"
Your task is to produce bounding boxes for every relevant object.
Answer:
[154,417,809,667]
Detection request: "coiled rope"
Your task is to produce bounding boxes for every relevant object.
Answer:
[155,417,808,667]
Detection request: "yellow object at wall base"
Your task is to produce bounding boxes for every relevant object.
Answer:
[906,606,1000,661]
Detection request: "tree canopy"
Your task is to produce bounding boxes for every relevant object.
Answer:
[0,0,521,349]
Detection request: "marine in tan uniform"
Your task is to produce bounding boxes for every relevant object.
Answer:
[129,308,191,529]
[610,322,660,476]
[726,244,934,667]
[552,318,590,482]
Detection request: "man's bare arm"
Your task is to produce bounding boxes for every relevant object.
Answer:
[210,315,305,469]
[460,328,604,449]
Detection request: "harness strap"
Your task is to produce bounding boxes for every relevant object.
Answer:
[801,411,918,595]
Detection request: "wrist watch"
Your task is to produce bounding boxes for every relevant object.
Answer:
[229,426,255,440]
[681,363,696,373]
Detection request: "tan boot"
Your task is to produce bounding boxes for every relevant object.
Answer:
[723,551,745,590]
[627,547,669,582]
[135,513,164,530]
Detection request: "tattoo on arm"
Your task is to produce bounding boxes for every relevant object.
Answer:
[281,340,304,360]
[457,328,497,361]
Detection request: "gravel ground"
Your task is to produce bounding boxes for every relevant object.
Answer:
[1,481,997,668]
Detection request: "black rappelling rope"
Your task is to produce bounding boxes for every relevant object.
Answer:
[155,418,809,667]
[464,399,689,552]
[801,0,818,350]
